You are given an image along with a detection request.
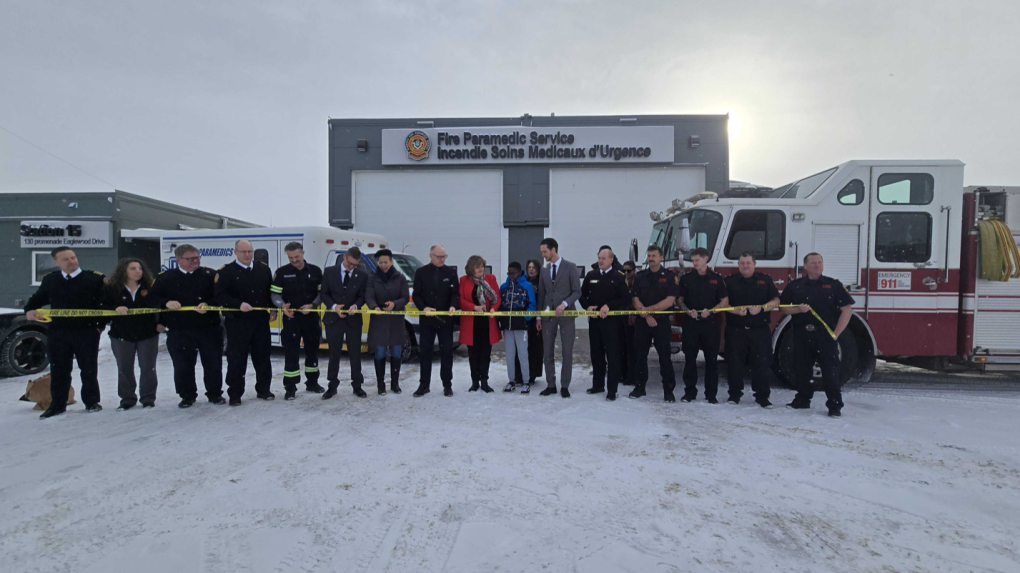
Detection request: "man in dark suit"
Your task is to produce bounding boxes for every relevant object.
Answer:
[320,246,369,399]
[25,247,108,418]
[214,239,277,406]
[411,244,460,397]
[536,237,582,398]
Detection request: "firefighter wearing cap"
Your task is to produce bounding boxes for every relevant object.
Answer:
[271,242,325,400]
[780,252,855,417]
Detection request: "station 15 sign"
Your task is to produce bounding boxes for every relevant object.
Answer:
[20,220,113,248]
[381,126,675,165]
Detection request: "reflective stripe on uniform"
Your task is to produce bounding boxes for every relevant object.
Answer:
[283,370,301,377]
[270,285,283,293]
[303,366,319,372]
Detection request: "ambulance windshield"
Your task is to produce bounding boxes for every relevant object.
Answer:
[769,167,837,199]
[369,253,423,280]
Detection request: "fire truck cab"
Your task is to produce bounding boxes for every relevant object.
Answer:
[647,159,980,385]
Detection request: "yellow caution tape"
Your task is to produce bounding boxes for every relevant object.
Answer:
[33,303,838,339]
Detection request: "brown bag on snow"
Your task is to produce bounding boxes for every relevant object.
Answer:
[25,373,77,411]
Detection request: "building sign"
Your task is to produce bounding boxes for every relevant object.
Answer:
[20,220,113,248]
[876,271,911,290]
[381,126,675,165]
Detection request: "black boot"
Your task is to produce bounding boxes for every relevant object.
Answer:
[469,380,480,392]
[375,358,387,395]
[480,380,494,393]
[390,358,402,394]
[413,384,430,397]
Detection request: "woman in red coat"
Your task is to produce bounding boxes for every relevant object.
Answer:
[459,255,502,392]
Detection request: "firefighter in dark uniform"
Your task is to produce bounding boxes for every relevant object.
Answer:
[723,252,780,408]
[621,260,639,386]
[629,245,680,402]
[780,252,854,417]
[579,247,632,401]
[271,242,324,400]
[146,243,224,408]
[214,239,277,405]
[25,247,108,418]
[677,247,729,404]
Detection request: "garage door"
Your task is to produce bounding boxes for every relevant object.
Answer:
[353,170,503,279]
[547,167,705,268]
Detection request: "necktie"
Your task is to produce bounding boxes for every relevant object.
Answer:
[552,264,557,282]
[343,270,350,287]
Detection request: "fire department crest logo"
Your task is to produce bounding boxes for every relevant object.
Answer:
[405,130,430,161]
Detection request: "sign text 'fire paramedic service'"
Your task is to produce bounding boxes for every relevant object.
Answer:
[381,126,675,165]
[20,220,113,249]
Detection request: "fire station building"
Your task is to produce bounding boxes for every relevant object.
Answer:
[328,114,730,274]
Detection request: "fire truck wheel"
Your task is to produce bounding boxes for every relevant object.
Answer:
[774,328,859,389]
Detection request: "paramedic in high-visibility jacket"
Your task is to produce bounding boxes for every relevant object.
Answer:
[271,242,325,400]
[780,252,855,418]
[214,239,277,406]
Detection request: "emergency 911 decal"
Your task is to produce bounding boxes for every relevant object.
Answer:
[876,271,911,290]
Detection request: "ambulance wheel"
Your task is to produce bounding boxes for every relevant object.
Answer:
[774,328,858,390]
[0,329,49,377]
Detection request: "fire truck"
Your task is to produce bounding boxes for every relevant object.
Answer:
[638,159,1020,385]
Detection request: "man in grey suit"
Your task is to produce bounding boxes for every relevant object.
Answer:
[536,237,582,398]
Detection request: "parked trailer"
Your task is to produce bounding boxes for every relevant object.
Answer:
[121,227,428,359]
[641,160,1020,385]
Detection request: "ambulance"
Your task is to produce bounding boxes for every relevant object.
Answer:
[120,226,427,358]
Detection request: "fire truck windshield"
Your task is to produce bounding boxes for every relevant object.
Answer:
[648,209,723,263]
[769,166,837,199]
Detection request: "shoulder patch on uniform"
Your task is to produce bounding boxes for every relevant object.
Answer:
[214,273,220,283]
[92,271,104,276]
[218,264,226,270]
[674,274,680,284]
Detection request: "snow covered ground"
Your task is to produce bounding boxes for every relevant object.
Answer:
[1,338,1018,573]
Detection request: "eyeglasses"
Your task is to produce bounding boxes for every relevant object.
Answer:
[179,256,201,262]
[431,254,448,259]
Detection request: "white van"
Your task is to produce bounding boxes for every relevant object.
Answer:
[121,226,428,358]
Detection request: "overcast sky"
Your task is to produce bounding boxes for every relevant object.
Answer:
[2,0,1018,226]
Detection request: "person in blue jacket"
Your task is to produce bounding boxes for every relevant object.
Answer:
[498,261,536,393]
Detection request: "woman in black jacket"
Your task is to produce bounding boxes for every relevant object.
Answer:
[514,259,545,385]
[105,258,162,409]
[366,249,410,395]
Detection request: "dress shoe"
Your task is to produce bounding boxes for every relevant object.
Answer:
[39,407,65,419]
[413,385,430,397]
[322,389,337,400]
[561,388,570,398]
[706,397,719,404]
[757,399,773,409]
[306,382,325,394]
[443,387,453,397]
[142,402,156,408]
[606,393,617,401]
[257,393,275,401]
[727,398,740,405]
[352,386,368,398]
[680,394,696,403]
[229,397,242,406]
[628,386,646,399]
[828,408,842,418]
[586,386,605,394]
[178,399,195,409]
[117,403,135,411]
[539,386,558,396]
[786,399,810,410]
[86,403,103,413]
[209,397,226,405]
